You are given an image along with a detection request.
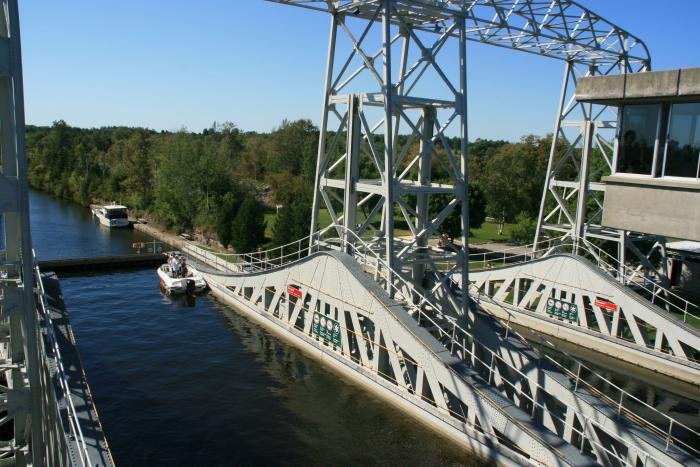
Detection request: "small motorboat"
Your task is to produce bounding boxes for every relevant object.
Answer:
[157,253,207,295]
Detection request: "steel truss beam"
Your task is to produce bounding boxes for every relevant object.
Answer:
[307,4,470,317]
[268,0,650,69]
[470,253,700,370]
[192,246,696,465]
[272,0,655,311]
[0,2,99,465]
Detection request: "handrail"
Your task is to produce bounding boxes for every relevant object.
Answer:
[467,234,568,265]
[33,260,91,467]
[184,228,697,461]
[199,243,655,465]
[262,282,653,467]
[333,231,699,459]
[576,236,700,324]
[472,287,700,457]
[462,234,700,324]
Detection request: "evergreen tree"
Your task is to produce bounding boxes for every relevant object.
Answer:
[216,192,240,248]
[272,198,312,247]
[230,196,266,253]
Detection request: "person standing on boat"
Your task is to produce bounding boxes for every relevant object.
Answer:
[175,257,183,278]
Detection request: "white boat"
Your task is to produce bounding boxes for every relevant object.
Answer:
[157,255,207,295]
[92,204,130,228]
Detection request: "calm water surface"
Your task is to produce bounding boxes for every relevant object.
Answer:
[30,190,474,466]
[29,190,699,464]
[30,189,153,260]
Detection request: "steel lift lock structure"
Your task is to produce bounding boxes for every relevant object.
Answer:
[265,1,700,379]
[186,0,700,465]
[1,0,699,465]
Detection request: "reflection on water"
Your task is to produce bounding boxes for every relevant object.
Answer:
[60,270,476,466]
[30,188,700,462]
[29,189,153,260]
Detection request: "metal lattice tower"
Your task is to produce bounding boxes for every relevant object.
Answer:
[533,59,657,281]
[0,0,42,463]
[269,0,652,315]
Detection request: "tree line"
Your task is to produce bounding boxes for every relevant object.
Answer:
[26,119,556,252]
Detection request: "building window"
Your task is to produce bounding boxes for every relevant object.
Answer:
[616,104,660,175]
[664,102,700,179]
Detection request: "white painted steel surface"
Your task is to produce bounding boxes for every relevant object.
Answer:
[183,233,698,466]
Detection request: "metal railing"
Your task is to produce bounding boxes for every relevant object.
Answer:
[33,262,92,467]
[450,234,700,325]
[184,228,698,461]
[466,235,569,269]
[577,236,700,324]
[342,233,700,460]
[472,288,700,458]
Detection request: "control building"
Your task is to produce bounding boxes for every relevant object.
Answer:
[576,67,700,295]
[576,67,700,241]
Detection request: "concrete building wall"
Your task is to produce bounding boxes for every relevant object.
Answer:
[576,67,700,102]
[602,176,700,241]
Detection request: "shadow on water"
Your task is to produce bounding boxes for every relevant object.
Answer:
[60,270,480,466]
[211,299,488,467]
[32,189,698,463]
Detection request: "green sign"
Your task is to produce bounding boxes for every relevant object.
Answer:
[546,298,578,321]
[312,313,342,346]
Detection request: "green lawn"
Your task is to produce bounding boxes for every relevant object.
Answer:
[268,209,513,245]
[469,221,515,245]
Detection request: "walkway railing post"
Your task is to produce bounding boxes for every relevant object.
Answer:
[617,392,624,417]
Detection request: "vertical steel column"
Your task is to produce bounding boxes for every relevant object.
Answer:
[458,13,469,315]
[343,94,361,252]
[574,119,594,254]
[619,230,627,284]
[382,0,395,295]
[412,106,434,287]
[3,0,43,462]
[534,61,571,252]
[309,13,338,251]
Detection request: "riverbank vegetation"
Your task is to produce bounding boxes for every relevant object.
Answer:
[26,119,553,252]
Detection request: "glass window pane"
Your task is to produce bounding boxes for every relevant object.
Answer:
[665,103,700,178]
[617,104,659,175]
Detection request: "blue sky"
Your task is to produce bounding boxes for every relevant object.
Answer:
[19,1,699,141]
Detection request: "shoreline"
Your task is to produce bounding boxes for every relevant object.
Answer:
[132,221,188,251]
[132,221,230,255]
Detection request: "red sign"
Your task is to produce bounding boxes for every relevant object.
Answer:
[594,298,618,312]
[287,285,302,299]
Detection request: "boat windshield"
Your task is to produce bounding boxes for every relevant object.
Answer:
[104,207,128,219]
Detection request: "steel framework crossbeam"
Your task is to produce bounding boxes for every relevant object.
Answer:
[272,0,654,311]
[0,0,42,464]
[298,2,471,318]
[270,0,650,68]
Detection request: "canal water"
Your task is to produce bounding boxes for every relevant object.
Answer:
[29,189,476,466]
